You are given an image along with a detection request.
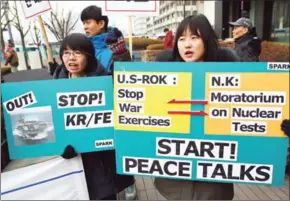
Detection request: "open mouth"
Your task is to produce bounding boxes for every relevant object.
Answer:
[68,63,79,69]
[185,51,194,58]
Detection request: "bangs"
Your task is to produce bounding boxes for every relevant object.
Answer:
[59,33,95,57]
[175,17,201,39]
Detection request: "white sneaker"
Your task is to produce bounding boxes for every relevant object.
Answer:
[125,184,137,200]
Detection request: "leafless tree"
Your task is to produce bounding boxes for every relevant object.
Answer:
[30,21,44,67]
[0,1,15,49]
[43,9,78,42]
[10,1,31,68]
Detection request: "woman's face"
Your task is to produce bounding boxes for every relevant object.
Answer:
[62,47,87,74]
[177,28,205,62]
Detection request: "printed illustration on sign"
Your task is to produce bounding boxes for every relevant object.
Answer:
[205,73,289,137]
[10,106,55,146]
[114,72,192,133]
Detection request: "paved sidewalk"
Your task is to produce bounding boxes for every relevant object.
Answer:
[119,175,289,200]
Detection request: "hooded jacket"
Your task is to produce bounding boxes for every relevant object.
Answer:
[153,47,239,200]
[53,63,134,200]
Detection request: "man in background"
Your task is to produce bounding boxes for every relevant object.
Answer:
[163,28,173,49]
[229,17,262,61]
[4,43,19,73]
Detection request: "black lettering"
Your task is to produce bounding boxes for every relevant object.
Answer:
[184,141,199,156]
[77,114,86,125]
[258,124,266,132]
[138,159,149,173]
[25,0,32,7]
[214,142,229,159]
[22,94,30,105]
[58,95,68,107]
[118,89,125,98]
[164,161,177,176]
[119,103,131,112]
[66,115,76,126]
[77,94,88,105]
[68,94,78,106]
[255,166,270,181]
[200,142,215,158]
[117,74,126,83]
[6,102,15,112]
[94,113,103,124]
[211,164,227,179]
[119,115,126,124]
[89,93,98,104]
[228,164,240,180]
[179,162,190,177]
[211,77,221,86]
[130,74,137,84]
[159,75,167,84]
[198,163,213,178]
[171,140,185,155]
[103,112,112,124]
[157,139,171,155]
[150,160,163,175]
[125,158,137,172]
[225,77,235,86]
[14,98,23,108]
[164,119,171,126]
[240,165,255,181]
[142,75,149,84]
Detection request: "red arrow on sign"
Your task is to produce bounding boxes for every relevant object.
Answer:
[168,99,208,104]
[168,110,208,116]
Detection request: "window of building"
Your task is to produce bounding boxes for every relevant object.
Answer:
[269,0,289,44]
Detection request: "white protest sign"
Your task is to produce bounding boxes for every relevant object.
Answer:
[103,0,160,16]
[20,0,52,19]
[1,156,89,200]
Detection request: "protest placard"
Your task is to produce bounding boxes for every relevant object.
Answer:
[1,76,114,159]
[114,62,289,186]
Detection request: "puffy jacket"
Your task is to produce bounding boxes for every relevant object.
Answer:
[88,27,132,73]
[234,33,262,61]
[154,47,239,200]
[53,64,134,200]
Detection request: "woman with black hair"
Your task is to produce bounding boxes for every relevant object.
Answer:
[53,33,134,200]
[154,14,290,200]
[154,14,238,200]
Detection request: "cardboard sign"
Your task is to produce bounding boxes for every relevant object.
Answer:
[113,62,289,186]
[20,0,51,19]
[1,76,114,159]
[103,0,159,16]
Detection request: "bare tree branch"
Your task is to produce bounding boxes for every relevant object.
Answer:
[24,22,31,37]
[10,0,29,68]
[43,8,78,42]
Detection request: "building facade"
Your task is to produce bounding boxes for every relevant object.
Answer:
[133,17,147,36]
[220,0,289,43]
[145,1,200,37]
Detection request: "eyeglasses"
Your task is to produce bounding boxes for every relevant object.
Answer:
[62,50,84,58]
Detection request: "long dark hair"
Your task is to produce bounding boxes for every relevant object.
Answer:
[59,33,98,73]
[173,14,219,62]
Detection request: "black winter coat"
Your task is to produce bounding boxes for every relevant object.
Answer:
[234,33,262,61]
[53,64,134,200]
[156,47,240,62]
